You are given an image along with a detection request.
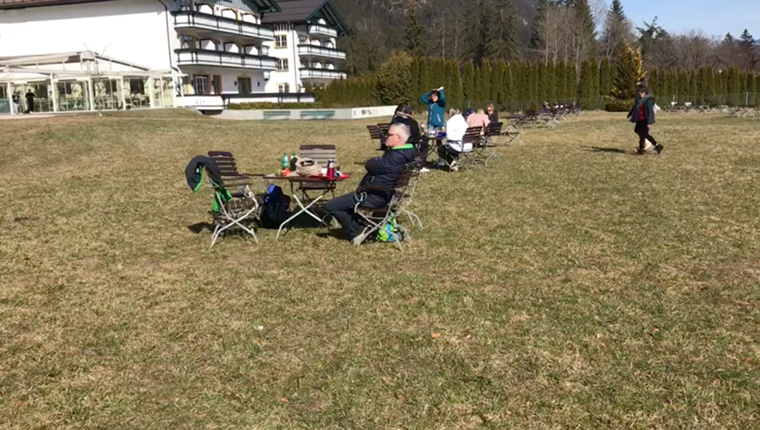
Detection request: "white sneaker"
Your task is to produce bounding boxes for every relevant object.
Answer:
[419,167,430,173]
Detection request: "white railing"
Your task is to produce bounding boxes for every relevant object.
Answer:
[307,24,337,38]
[176,49,276,70]
[297,45,346,60]
[173,11,274,40]
[299,69,346,79]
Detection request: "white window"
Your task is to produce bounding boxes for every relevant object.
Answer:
[275,35,287,48]
[278,83,290,93]
[193,76,208,95]
[276,59,289,71]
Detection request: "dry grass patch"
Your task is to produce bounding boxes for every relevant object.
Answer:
[1,110,759,429]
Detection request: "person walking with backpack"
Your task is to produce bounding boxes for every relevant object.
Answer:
[628,84,663,154]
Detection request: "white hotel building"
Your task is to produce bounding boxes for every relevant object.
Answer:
[0,0,349,113]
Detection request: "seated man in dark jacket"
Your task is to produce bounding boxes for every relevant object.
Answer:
[326,123,418,245]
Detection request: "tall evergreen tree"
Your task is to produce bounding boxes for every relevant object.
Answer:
[530,0,549,63]
[450,61,464,109]
[490,61,504,105]
[490,0,520,61]
[599,58,611,97]
[502,62,515,110]
[546,62,557,102]
[728,66,741,106]
[739,30,759,70]
[611,41,643,101]
[463,60,476,107]
[402,4,427,58]
[689,69,698,103]
[481,60,492,106]
[677,69,689,103]
[600,0,633,60]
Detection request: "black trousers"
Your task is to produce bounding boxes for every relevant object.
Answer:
[635,121,657,150]
[26,98,34,112]
[326,191,386,240]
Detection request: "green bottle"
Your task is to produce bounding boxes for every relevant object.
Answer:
[281,153,288,170]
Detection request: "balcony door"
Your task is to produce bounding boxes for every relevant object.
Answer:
[193,75,209,95]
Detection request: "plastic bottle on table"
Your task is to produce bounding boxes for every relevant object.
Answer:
[327,159,335,179]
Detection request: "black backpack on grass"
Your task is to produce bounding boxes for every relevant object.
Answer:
[259,184,290,228]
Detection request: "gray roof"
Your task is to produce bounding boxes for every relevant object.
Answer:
[261,0,348,35]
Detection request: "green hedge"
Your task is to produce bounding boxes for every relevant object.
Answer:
[605,97,633,112]
[228,102,325,110]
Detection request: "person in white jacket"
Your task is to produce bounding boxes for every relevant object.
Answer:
[434,109,470,170]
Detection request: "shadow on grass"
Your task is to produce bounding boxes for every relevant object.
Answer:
[584,146,631,154]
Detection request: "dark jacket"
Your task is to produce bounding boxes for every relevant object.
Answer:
[358,144,418,201]
[185,155,223,192]
[391,114,420,145]
[628,94,655,125]
[488,111,499,124]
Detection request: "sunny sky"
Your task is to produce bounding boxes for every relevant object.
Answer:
[615,0,760,39]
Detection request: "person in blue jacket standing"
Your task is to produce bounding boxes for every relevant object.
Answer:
[420,86,446,132]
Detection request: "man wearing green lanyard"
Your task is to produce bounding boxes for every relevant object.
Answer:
[326,123,418,245]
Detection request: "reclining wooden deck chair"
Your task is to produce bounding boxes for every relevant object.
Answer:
[352,161,421,251]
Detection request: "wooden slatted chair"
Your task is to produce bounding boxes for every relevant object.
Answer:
[297,144,338,199]
[207,151,264,194]
[475,122,502,165]
[455,126,483,171]
[353,161,421,250]
[366,125,386,151]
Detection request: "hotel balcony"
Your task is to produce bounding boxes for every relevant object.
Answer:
[175,48,277,71]
[297,44,346,61]
[299,68,347,81]
[305,24,338,39]
[173,10,275,42]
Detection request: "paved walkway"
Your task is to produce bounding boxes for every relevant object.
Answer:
[0,114,56,120]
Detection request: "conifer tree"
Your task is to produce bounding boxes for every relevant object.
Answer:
[728,66,741,106]
[450,61,464,109]
[689,69,698,103]
[648,68,660,97]
[677,69,688,103]
[403,4,427,58]
[490,61,504,106]
[463,60,476,107]
[611,40,643,101]
[481,60,492,107]
[599,58,614,97]
[502,62,514,110]
[546,62,557,102]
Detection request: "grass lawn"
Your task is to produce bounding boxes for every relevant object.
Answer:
[1,110,759,429]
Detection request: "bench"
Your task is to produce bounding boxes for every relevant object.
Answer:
[300,110,335,120]
[262,110,291,120]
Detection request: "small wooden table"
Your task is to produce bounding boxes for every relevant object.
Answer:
[263,174,350,238]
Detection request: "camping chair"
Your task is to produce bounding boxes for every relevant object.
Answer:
[367,125,386,151]
[206,171,261,248]
[353,161,421,251]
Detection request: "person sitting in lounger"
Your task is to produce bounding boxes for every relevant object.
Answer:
[326,123,418,245]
